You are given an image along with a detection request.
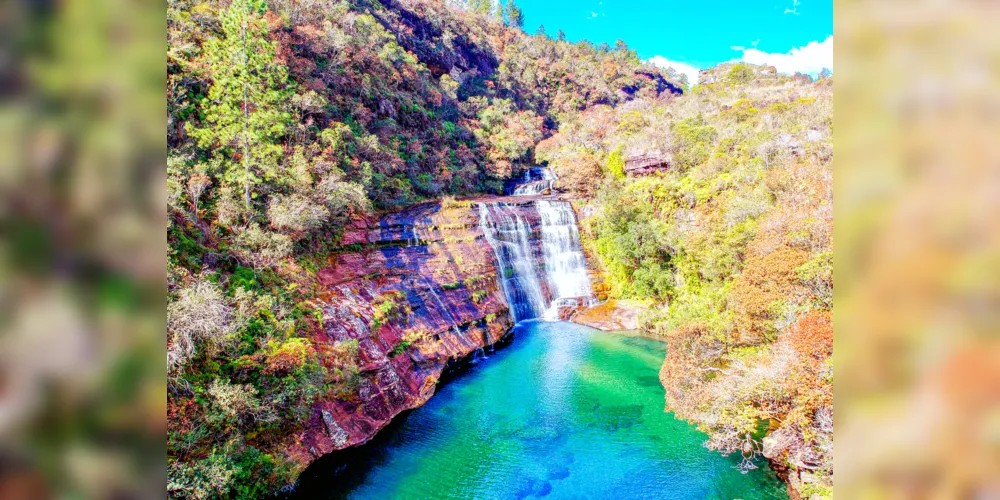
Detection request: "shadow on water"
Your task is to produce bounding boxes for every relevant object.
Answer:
[286,409,414,500]
[283,325,526,500]
[282,320,787,500]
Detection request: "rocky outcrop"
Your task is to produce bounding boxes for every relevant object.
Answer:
[372,0,498,79]
[762,423,830,500]
[287,199,544,466]
[618,68,684,99]
[552,296,590,321]
[572,299,642,331]
[624,152,672,176]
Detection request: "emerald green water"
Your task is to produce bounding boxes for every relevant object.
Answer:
[299,320,788,499]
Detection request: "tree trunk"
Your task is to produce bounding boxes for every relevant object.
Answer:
[242,10,252,209]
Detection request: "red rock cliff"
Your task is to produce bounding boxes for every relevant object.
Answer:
[287,198,545,465]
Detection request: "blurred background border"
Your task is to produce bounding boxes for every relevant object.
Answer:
[836,0,1000,497]
[1,0,999,496]
[1,0,166,496]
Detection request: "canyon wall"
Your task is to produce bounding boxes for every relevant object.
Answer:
[287,198,547,465]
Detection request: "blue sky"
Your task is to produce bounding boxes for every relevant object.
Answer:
[517,0,833,83]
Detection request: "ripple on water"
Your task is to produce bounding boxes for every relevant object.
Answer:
[513,477,553,500]
[590,403,645,432]
[295,321,788,500]
[546,465,570,480]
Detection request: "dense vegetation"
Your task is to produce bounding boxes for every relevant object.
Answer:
[542,64,833,497]
[166,0,681,496]
[166,0,833,495]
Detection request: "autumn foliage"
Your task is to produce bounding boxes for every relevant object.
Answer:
[728,246,810,346]
[167,0,683,495]
[551,63,834,497]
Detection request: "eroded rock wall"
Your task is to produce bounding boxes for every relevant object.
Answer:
[288,199,544,465]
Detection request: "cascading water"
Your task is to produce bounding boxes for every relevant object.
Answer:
[470,347,488,364]
[512,167,556,196]
[536,200,593,318]
[481,169,594,322]
[478,203,548,322]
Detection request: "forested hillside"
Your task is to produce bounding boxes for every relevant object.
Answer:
[167,0,833,496]
[166,0,682,495]
[542,64,833,497]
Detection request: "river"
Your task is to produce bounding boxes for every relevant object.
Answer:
[295,320,788,499]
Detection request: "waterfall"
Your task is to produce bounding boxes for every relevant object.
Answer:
[512,182,548,196]
[470,347,488,364]
[512,167,556,196]
[537,200,593,319]
[480,176,594,322]
[478,202,548,322]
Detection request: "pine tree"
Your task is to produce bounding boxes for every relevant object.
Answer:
[187,0,291,208]
[557,29,566,41]
[467,0,492,17]
[535,24,546,37]
[504,0,524,29]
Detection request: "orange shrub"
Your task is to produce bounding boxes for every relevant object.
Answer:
[659,322,723,419]
[552,151,603,195]
[727,246,809,345]
[786,310,833,362]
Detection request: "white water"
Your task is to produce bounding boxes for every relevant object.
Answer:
[479,168,594,322]
[512,167,556,196]
[478,203,548,322]
[470,347,488,363]
[537,200,593,319]
[512,181,550,196]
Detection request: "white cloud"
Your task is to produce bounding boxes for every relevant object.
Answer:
[784,0,800,15]
[590,11,597,17]
[735,36,832,76]
[646,56,701,86]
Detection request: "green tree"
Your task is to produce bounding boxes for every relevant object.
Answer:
[557,29,566,41]
[726,63,755,85]
[187,0,291,209]
[535,24,546,37]
[605,146,626,179]
[677,73,690,92]
[504,0,524,29]
[467,0,493,17]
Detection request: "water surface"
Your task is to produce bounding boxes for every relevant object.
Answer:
[299,320,788,500]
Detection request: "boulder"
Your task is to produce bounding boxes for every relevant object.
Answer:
[572,300,641,331]
[777,133,806,157]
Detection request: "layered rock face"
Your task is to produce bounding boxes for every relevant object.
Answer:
[288,199,545,464]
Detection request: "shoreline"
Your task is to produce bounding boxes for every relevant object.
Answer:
[288,325,519,498]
